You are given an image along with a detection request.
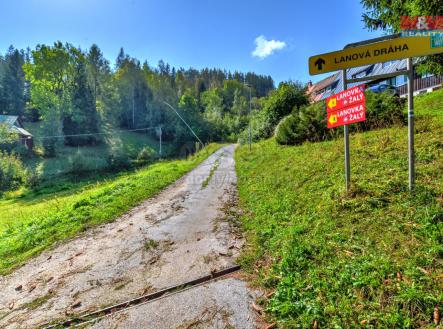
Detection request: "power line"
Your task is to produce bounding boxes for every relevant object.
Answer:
[163,101,203,146]
[21,127,157,140]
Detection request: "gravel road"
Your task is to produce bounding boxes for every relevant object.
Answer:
[0,145,259,329]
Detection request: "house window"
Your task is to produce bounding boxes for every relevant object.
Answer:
[396,75,407,86]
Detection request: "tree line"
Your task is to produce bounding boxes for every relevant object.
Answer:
[0,42,275,156]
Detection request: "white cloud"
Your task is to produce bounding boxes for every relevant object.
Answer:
[252,35,286,59]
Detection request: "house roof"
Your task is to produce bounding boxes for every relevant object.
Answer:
[307,73,340,102]
[12,126,33,137]
[348,60,407,82]
[0,115,32,137]
[308,73,340,94]
[307,59,411,102]
[0,115,19,126]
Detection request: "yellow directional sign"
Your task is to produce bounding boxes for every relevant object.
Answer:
[309,36,443,75]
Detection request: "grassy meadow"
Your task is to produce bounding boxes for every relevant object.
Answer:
[0,143,223,274]
[235,90,443,327]
[23,121,174,181]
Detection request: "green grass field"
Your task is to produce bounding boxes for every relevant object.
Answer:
[235,90,443,328]
[24,121,175,181]
[0,143,223,275]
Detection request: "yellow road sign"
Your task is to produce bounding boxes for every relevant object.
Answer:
[309,36,443,75]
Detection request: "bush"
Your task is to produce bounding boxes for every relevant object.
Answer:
[238,110,272,144]
[275,102,337,145]
[275,91,405,145]
[263,82,309,131]
[362,91,406,130]
[69,152,91,173]
[43,139,57,158]
[26,171,41,189]
[107,151,132,171]
[136,147,157,165]
[13,144,31,157]
[275,115,301,145]
[239,82,310,144]
[0,151,27,193]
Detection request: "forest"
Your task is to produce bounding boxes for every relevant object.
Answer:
[0,42,287,192]
[1,43,276,148]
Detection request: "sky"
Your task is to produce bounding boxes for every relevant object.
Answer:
[0,0,381,84]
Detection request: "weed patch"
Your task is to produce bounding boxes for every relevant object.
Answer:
[202,156,221,189]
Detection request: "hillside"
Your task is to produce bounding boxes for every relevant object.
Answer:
[235,90,443,327]
[0,144,223,274]
[23,121,175,181]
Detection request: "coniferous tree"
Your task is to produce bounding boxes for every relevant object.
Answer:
[116,47,126,69]
[0,47,25,116]
[86,44,109,103]
[64,60,99,146]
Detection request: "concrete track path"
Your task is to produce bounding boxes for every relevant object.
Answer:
[0,145,259,329]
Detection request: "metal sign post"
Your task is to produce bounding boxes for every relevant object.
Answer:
[155,126,163,157]
[309,34,435,192]
[342,70,350,192]
[326,78,366,192]
[407,58,415,189]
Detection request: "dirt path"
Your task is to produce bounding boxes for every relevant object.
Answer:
[0,145,259,329]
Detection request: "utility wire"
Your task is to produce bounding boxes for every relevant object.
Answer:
[163,101,203,146]
[20,127,156,140]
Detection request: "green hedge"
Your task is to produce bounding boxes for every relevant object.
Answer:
[275,91,405,145]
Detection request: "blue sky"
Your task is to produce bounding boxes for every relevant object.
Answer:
[0,0,381,84]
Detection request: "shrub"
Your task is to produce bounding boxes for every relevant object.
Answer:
[13,144,31,157]
[107,151,132,171]
[69,152,90,173]
[0,151,27,192]
[275,115,301,145]
[26,171,41,189]
[136,147,157,165]
[362,91,406,130]
[263,82,309,131]
[275,102,337,145]
[240,82,310,144]
[275,91,405,145]
[42,139,57,158]
[238,110,272,144]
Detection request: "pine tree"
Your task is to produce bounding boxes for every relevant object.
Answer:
[116,47,126,68]
[87,44,109,102]
[0,47,25,117]
[64,60,99,146]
